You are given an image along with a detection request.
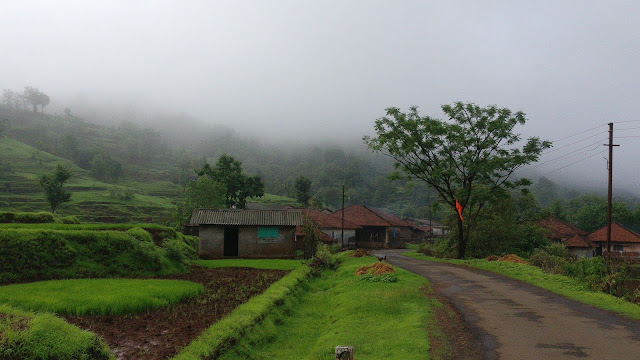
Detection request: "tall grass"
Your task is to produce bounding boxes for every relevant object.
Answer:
[0,279,203,316]
[0,304,114,359]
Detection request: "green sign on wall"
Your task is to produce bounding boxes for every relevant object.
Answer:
[258,227,279,238]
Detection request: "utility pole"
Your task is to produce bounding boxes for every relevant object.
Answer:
[605,122,620,275]
[341,185,345,249]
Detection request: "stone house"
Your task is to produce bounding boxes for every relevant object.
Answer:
[190,209,303,259]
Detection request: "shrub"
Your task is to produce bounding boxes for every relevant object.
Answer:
[0,229,186,283]
[329,243,342,254]
[0,211,55,224]
[308,244,340,271]
[529,249,566,274]
[56,215,81,224]
[359,273,398,283]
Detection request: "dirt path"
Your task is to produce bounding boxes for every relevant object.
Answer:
[376,249,640,359]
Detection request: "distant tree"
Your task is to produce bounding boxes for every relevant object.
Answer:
[294,176,312,206]
[571,199,635,232]
[63,107,72,117]
[549,199,568,221]
[0,118,7,137]
[90,153,123,182]
[196,154,264,208]
[532,176,558,206]
[2,89,17,110]
[364,102,551,258]
[39,164,72,213]
[179,176,226,223]
[309,196,325,210]
[23,87,50,113]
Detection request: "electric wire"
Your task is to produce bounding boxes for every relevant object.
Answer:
[541,150,608,175]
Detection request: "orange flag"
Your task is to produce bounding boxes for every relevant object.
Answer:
[455,199,464,221]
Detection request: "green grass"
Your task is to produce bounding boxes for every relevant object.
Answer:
[215,254,435,360]
[0,304,113,359]
[0,279,203,316]
[405,251,640,320]
[194,259,304,270]
[173,265,313,360]
[248,193,301,207]
[0,222,171,230]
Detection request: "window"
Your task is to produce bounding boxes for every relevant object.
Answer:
[613,245,624,252]
[258,227,279,238]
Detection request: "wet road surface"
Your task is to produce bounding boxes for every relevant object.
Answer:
[376,249,640,359]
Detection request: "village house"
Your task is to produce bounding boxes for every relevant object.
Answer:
[586,223,640,259]
[537,217,597,258]
[295,208,360,248]
[190,209,303,259]
[333,205,423,248]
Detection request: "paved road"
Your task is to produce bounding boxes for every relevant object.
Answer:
[376,249,640,360]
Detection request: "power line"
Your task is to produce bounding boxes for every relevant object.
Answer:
[614,120,640,124]
[541,150,608,175]
[614,136,640,139]
[550,124,606,143]
[542,131,607,155]
[532,139,606,169]
[615,126,640,131]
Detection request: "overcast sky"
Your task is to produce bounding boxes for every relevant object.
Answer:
[2,1,639,192]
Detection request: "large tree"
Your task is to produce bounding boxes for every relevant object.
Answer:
[364,102,551,258]
[179,176,226,223]
[23,87,50,113]
[294,176,312,206]
[39,164,72,213]
[196,154,264,208]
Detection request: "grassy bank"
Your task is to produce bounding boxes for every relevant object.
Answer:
[405,251,640,320]
[0,304,113,360]
[172,264,312,360]
[216,255,436,360]
[0,279,203,316]
[194,259,304,270]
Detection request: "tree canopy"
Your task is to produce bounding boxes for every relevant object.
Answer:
[294,176,312,206]
[178,176,226,223]
[196,154,264,208]
[364,102,551,258]
[39,164,72,213]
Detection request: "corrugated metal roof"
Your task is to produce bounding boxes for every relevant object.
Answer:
[190,209,303,226]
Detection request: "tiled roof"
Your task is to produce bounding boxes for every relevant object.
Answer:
[537,217,587,239]
[295,226,338,243]
[332,205,415,228]
[562,234,597,248]
[587,223,640,244]
[190,209,303,226]
[300,208,359,229]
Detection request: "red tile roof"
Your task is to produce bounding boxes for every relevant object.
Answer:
[537,217,587,239]
[295,226,337,243]
[563,234,597,248]
[587,223,640,244]
[332,205,416,228]
[301,209,359,229]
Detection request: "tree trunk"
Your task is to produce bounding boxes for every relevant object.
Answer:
[456,217,466,259]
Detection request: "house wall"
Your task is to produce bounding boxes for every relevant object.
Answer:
[356,227,387,248]
[322,228,356,248]
[385,226,413,248]
[199,225,297,259]
[569,248,594,259]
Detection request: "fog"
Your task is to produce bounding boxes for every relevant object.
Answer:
[2,1,639,193]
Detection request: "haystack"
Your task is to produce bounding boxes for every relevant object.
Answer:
[349,249,369,258]
[355,262,395,276]
[499,254,529,265]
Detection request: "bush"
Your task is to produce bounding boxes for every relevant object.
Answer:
[329,243,342,254]
[56,215,81,224]
[529,249,566,274]
[307,244,340,271]
[359,273,398,283]
[0,229,186,283]
[0,211,55,224]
